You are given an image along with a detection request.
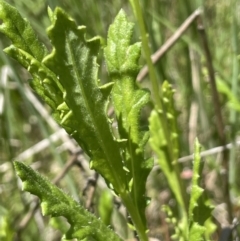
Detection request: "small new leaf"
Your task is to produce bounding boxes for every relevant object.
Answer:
[104,9,153,226]
[188,139,213,240]
[14,161,123,241]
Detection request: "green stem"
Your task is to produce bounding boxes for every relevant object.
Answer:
[120,192,148,241]
[129,0,188,214]
[129,0,161,109]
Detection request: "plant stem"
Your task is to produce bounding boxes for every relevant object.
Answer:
[120,192,148,241]
[129,0,188,214]
[129,0,161,109]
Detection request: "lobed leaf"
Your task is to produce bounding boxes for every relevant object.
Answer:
[0,0,47,61]
[42,8,127,194]
[3,41,86,148]
[4,45,63,108]
[14,161,123,241]
[188,223,206,241]
[0,1,83,146]
[0,1,128,195]
[104,9,153,225]
[0,3,152,239]
[188,139,213,240]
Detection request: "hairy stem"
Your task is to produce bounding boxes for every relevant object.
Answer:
[120,192,148,241]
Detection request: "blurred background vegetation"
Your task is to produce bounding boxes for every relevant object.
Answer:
[0,0,240,240]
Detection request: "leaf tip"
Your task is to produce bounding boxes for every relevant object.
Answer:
[47,6,54,22]
[13,161,24,177]
[117,8,127,18]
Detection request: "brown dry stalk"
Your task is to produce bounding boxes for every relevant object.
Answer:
[137,8,202,82]
[197,15,232,224]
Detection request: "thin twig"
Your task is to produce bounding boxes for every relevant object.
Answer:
[24,85,59,131]
[137,8,202,82]
[15,129,71,161]
[15,126,240,165]
[197,18,226,147]
[16,200,39,234]
[83,172,99,211]
[178,139,240,163]
[52,151,81,184]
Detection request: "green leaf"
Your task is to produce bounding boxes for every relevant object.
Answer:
[0,0,47,61]
[42,8,127,194]
[3,45,86,148]
[188,139,203,222]
[4,45,64,108]
[188,139,214,240]
[188,223,206,241]
[104,9,153,227]
[0,1,82,145]
[14,161,123,241]
[1,4,151,240]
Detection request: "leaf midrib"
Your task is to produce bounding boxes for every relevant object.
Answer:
[66,35,124,192]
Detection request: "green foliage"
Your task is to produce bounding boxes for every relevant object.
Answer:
[0,0,47,62]
[14,161,122,241]
[187,139,214,241]
[0,0,222,240]
[149,82,187,240]
[149,81,185,210]
[160,140,214,241]
[104,10,153,227]
[149,84,214,241]
[0,1,152,240]
[0,0,128,194]
[43,7,128,195]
